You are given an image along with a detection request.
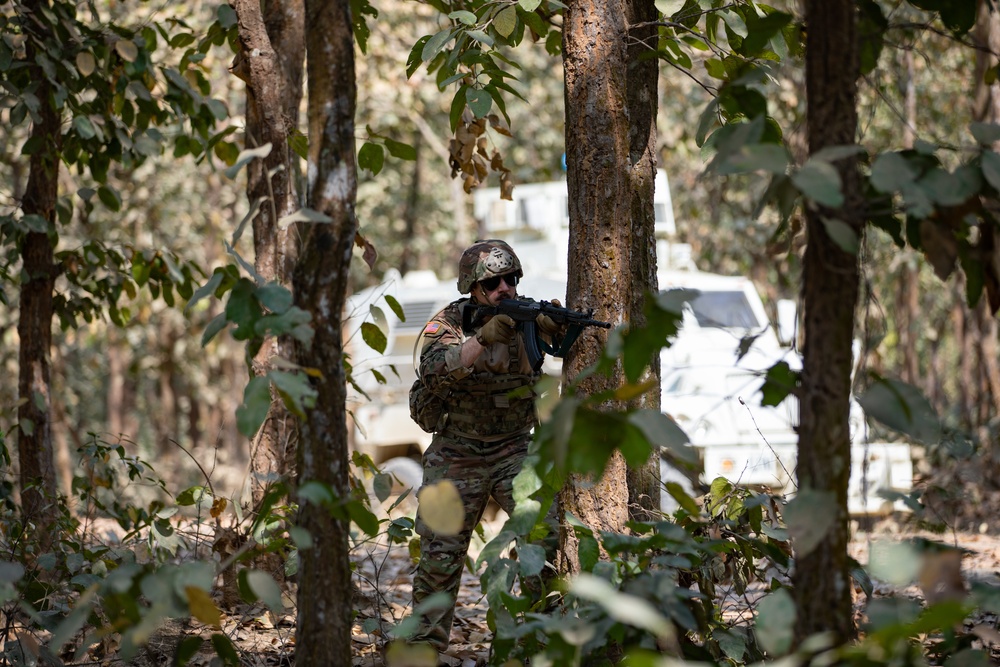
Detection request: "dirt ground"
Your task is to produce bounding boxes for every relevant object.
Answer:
[122,513,1000,667]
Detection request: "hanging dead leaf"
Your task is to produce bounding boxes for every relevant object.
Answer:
[472,154,488,181]
[919,219,958,280]
[417,480,464,535]
[355,232,378,270]
[500,171,514,201]
[477,137,488,158]
[488,113,512,137]
[210,497,227,518]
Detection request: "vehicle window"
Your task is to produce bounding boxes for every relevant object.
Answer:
[689,291,759,329]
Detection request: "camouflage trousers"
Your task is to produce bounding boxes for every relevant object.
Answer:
[409,430,557,651]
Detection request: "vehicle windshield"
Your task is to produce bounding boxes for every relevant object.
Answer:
[688,290,759,329]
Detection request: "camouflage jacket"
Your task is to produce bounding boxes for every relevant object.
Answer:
[417,297,540,440]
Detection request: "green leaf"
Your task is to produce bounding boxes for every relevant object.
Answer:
[449,10,477,25]
[467,29,494,47]
[515,542,546,577]
[211,633,241,667]
[358,142,385,175]
[373,473,393,503]
[236,376,271,437]
[256,283,293,314]
[361,321,387,354]
[783,489,837,556]
[73,115,96,140]
[186,270,226,313]
[384,138,417,160]
[494,6,518,38]
[971,122,1000,146]
[627,410,695,465]
[277,207,333,228]
[422,29,453,62]
[791,159,843,207]
[821,218,859,255]
[217,3,238,28]
[857,377,942,444]
[519,0,541,10]
[870,152,918,192]
[19,214,51,234]
[270,370,317,418]
[174,635,205,666]
[385,294,405,321]
[755,588,795,656]
[246,570,284,612]
[98,185,122,212]
[760,361,798,406]
[201,313,228,346]
[578,533,599,571]
[724,143,789,175]
[115,40,139,63]
[572,573,675,641]
[981,150,1000,191]
[224,143,273,180]
[467,88,492,118]
[919,166,981,206]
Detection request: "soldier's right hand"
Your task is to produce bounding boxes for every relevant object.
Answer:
[476,314,516,346]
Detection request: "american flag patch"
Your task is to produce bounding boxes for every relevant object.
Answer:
[423,322,441,334]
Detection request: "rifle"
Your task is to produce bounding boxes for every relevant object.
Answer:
[463,298,612,371]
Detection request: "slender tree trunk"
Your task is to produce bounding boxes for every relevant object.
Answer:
[793,0,860,645]
[625,0,660,521]
[293,0,356,663]
[399,133,423,276]
[17,0,61,541]
[559,0,632,574]
[107,329,127,440]
[231,0,305,583]
[971,0,1000,448]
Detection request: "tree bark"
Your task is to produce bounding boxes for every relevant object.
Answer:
[971,0,1000,441]
[559,0,632,574]
[231,0,305,577]
[793,0,860,645]
[625,0,661,521]
[17,0,62,543]
[293,0,356,663]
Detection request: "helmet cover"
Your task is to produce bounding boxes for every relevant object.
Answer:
[457,239,523,294]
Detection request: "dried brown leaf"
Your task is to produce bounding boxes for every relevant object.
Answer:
[488,113,512,137]
[354,232,378,270]
[500,170,514,201]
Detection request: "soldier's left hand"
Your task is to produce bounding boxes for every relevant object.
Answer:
[537,299,564,336]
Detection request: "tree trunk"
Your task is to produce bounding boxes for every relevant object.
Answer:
[17,0,62,542]
[793,0,860,645]
[625,0,661,521]
[231,0,305,581]
[399,133,423,276]
[971,0,1000,446]
[293,0,355,663]
[559,0,632,574]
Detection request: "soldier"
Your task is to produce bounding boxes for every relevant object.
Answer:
[407,239,562,655]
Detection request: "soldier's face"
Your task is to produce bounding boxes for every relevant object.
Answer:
[475,273,517,305]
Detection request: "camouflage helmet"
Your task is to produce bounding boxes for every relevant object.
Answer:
[457,239,523,294]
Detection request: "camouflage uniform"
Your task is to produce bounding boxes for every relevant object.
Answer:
[409,241,557,652]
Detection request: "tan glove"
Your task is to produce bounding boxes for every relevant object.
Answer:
[476,314,516,346]
[536,299,563,336]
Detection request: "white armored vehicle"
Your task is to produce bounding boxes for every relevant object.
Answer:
[345,172,913,515]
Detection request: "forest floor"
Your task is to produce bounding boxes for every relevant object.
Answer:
[113,509,1000,667]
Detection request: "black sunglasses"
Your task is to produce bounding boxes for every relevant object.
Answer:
[479,273,519,291]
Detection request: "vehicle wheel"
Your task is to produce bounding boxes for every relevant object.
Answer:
[378,456,423,514]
